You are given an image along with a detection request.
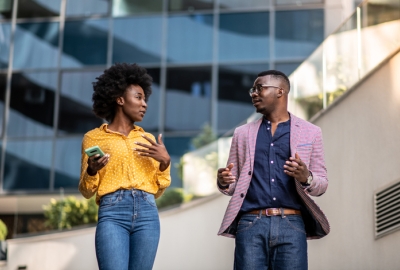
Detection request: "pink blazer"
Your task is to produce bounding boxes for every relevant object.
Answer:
[218,113,330,239]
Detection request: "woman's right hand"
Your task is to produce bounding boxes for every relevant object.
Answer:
[87,154,110,176]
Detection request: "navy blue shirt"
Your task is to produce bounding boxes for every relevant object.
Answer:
[240,117,303,213]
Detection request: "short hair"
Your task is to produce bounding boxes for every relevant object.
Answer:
[257,70,290,92]
[92,63,153,122]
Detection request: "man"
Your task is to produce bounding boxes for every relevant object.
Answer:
[217,70,329,270]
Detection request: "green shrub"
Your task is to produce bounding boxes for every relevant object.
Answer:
[43,196,98,230]
[156,188,193,209]
[0,219,7,240]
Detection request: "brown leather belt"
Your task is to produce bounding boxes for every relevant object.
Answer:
[248,208,301,216]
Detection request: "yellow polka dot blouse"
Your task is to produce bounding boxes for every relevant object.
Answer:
[79,124,171,204]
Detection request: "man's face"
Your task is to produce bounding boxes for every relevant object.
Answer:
[251,75,283,115]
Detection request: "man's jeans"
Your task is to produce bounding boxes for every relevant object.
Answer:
[235,213,307,270]
[95,189,160,270]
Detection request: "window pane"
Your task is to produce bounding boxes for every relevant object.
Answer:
[66,0,109,17]
[276,0,323,5]
[112,0,162,16]
[166,67,211,131]
[0,23,11,69]
[17,0,61,19]
[58,70,103,134]
[8,71,56,137]
[62,19,109,68]
[167,14,213,63]
[54,137,81,189]
[0,0,13,20]
[275,9,324,60]
[169,0,213,12]
[275,62,301,77]
[113,16,162,64]
[218,64,266,131]
[219,0,270,10]
[14,22,59,69]
[219,12,269,62]
[0,73,6,136]
[3,139,52,191]
[138,68,160,132]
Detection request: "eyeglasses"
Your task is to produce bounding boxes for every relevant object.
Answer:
[249,84,281,96]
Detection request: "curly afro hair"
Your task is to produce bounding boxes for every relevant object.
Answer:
[92,63,153,122]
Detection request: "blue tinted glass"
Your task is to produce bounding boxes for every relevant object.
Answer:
[276,0,323,5]
[8,71,57,137]
[17,0,61,19]
[137,68,160,132]
[13,22,59,69]
[166,67,211,131]
[219,12,269,62]
[218,64,266,131]
[54,137,81,189]
[0,73,5,136]
[62,19,108,67]
[0,0,13,20]
[169,0,213,12]
[275,9,324,59]
[113,16,162,64]
[58,70,103,134]
[167,14,213,63]
[0,23,11,69]
[219,0,270,10]
[66,0,109,17]
[3,139,52,190]
[275,62,301,77]
[112,0,163,16]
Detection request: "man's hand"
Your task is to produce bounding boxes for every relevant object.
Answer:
[283,153,309,184]
[134,134,171,172]
[217,163,236,188]
[87,154,110,176]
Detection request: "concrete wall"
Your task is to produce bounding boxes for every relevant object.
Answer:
[307,50,400,269]
[5,194,234,270]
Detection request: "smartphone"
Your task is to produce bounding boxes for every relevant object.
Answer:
[85,145,105,159]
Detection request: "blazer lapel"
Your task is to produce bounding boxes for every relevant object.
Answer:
[247,117,262,170]
[290,113,301,157]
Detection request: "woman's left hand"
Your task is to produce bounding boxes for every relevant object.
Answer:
[134,134,171,171]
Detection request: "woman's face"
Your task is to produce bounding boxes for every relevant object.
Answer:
[118,84,147,122]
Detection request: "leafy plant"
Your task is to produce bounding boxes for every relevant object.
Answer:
[43,196,98,230]
[156,188,193,209]
[191,123,217,149]
[0,219,7,241]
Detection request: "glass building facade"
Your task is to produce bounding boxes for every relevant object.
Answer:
[0,0,325,194]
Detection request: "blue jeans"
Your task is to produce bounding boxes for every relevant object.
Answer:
[234,213,307,270]
[95,189,160,270]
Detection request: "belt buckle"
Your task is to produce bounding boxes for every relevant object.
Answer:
[265,208,279,216]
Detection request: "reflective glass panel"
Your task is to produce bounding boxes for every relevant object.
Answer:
[113,0,162,16]
[54,137,81,189]
[0,73,6,136]
[0,0,13,20]
[138,68,160,132]
[8,71,57,137]
[3,139,52,190]
[169,0,213,12]
[58,70,103,134]
[167,14,213,63]
[17,0,61,19]
[62,19,108,68]
[219,12,269,62]
[275,9,324,60]
[0,23,11,69]
[276,0,323,5]
[165,67,211,131]
[13,22,59,69]
[218,64,267,132]
[219,0,270,10]
[275,62,301,77]
[66,0,109,17]
[113,16,162,64]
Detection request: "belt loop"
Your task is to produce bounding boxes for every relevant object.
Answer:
[258,209,262,219]
[280,208,286,218]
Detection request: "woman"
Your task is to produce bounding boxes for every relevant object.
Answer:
[79,63,171,270]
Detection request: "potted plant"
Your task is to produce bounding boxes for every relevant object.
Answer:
[0,219,7,260]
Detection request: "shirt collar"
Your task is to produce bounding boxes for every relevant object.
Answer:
[100,123,145,134]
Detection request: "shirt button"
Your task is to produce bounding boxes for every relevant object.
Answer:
[248,171,251,175]
[240,193,244,198]
[267,128,270,130]
[273,197,276,200]
[271,161,274,164]
[271,143,274,146]
[272,179,275,182]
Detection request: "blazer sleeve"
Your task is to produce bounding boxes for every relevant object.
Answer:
[217,130,239,196]
[306,127,328,196]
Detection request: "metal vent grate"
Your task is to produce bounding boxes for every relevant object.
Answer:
[374,180,400,239]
